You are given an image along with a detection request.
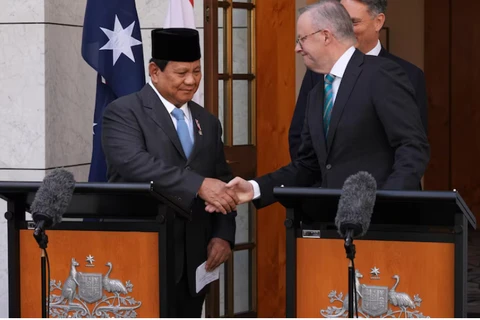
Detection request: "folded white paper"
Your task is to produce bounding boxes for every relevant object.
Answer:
[196,261,220,293]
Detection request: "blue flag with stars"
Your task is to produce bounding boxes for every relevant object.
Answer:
[82,0,145,182]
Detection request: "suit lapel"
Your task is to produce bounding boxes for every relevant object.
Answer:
[141,85,187,159]
[326,50,363,154]
[186,102,204,164]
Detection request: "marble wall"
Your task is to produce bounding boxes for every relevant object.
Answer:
[0,0,251,316]
[0,0,47,314]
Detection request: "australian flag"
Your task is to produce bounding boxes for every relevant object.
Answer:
[82,0,145,182]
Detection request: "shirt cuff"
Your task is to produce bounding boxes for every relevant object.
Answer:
[249,180,261,200]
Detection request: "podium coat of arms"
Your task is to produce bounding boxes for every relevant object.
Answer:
[320,268,429,318]
[49,256,142,318]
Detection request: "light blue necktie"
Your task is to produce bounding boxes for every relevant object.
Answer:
[323,73,336,136]
[171,108,193,158]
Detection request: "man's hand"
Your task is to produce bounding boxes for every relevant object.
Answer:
[206,238,231,272]
[205,177,254,213]
[198,178,240,214]
[227,177,254,203]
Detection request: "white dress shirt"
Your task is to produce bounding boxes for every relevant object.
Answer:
[366,40,382,56]
[327,46,356,105]
[249,46,357,200]
[149,81,195,143]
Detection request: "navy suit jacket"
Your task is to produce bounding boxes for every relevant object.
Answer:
[102,84,236,296]
[255,49,430,208]
[288,47,428,161]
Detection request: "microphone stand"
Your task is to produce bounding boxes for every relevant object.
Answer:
[34,227,49,318]
[344,229,357,318]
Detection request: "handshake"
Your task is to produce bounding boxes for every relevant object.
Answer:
[198,177,254,214]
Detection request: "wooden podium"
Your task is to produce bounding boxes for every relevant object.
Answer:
[1,181,190,318]
[274,187,477,318]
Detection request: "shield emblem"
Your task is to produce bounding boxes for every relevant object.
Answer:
[361,285,389,317]
[77,272,103,303]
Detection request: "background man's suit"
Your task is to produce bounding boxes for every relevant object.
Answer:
[102,84,236,302]
[289,47,428,161]
[255,49,430,208]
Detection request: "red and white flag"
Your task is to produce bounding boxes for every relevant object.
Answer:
[164,0,203,105]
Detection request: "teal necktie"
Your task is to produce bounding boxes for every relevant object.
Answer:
[171,108,193,158]
[323,73,336,136]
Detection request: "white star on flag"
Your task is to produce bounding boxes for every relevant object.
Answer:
[92,123,97,135]
[100,15,142,66]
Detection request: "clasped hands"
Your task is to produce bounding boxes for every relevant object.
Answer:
[199,177,253,214]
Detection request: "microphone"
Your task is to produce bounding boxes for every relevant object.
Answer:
[31,168,76,239]
[335,171,377,240]
[335,171,376,318]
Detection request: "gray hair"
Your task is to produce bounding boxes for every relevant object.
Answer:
[300,0,356,43]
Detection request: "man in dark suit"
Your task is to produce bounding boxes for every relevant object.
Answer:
[289,0,428,161]
[102,28,237,317]
[206,0,429,211]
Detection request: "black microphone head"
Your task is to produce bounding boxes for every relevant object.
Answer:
[335,171,377,238]
[31,169,76,228]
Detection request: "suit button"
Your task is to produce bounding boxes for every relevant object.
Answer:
[326,164,332,170]
[185,166,191,171]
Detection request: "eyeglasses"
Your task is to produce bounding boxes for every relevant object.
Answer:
[296,29,324,49]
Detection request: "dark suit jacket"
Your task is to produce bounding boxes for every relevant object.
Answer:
[255,49,430,208]
[101,84,236,296]
[288,47,428,161]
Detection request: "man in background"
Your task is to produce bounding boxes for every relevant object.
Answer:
[289,0,428,161]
